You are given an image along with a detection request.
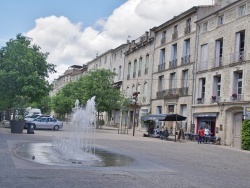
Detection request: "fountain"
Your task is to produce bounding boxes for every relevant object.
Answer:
[52,97,98,163]
[13,96,134,167]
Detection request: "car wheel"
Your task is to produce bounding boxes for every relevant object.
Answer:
[53,125,59,130]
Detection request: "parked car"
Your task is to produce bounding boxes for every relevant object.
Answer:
[24,114,52,128]
[29,117,63,130]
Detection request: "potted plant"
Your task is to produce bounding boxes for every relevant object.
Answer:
[212,96,216,100]
[10,96,28,134]
[232,93,237,99]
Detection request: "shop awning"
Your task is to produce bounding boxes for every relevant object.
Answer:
[141,114,168,121]
[193,112,218,117]
[159,114,186,121]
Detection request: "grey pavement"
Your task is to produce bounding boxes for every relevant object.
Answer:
[0,122,250,188]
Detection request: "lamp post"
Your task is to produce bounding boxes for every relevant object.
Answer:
[132,91,140,136]
[175,103,177,142]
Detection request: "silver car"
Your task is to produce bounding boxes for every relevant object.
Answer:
[31,117,63,130]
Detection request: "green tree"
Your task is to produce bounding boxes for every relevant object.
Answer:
[0,34,56,119]
[241,120,250,150]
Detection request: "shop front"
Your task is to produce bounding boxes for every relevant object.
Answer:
[193,113,218,136]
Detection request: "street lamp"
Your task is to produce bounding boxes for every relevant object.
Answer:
[132,91,140,136]
[175,103,177,142]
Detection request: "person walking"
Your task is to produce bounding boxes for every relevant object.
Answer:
[204,127,210,143]
[198,127,204,144]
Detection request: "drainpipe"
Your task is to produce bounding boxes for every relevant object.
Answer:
[149,31,156,114]
[192,22,200,132]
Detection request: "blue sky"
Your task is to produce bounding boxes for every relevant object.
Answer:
[0,0,126,46]
[0,0,213,82]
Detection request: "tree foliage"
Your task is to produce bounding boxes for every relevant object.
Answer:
[0,34,56,118]
[241,120,250,150]
[51,69,124,116]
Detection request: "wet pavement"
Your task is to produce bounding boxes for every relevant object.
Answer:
[0,122,250,188]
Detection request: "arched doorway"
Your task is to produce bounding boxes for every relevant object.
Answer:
[233,112,243,148]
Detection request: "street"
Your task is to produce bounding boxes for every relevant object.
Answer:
[0,123,250,188]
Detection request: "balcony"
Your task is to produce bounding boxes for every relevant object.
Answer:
[158,63,166,72]
[211,96,221,103]
[138,70,142,77]
[231,94,243,101]
[127,74,130,80]
[144,67,148,74]
[184,25,191,35]
[161,37,166,45]
[197,98,204,104]
[133,72,136,78]
[213,57,223,68]
[181,55,190,65]
[231,51,245,63]
[169,59,177,69]
[156,88,188,100]
[172,31,178,40]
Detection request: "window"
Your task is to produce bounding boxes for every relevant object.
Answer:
[198,78,206,99]
[114,54,117,61]
[118,66,122,80]
[200,44,208,71]
[143,83,147,102]
[182,70,188,88]
[113,68,116,73]
[213,76,221,97]
[120,50,123,58]
[170,44,177,68]
[168,105,174,113]
[157,106,162,114]
[161,30,166,44]
[233,72,243,95]
[158,75,164,91]
[99,59,102,66]
[170,73,176,89]
[182,39,190,64]
[138,57,142,77]
[172,25,178,39]
[234,31,245,62]
[185,18,191,34]
[238,4,246,17]
[218,15,224,26]
[145,54,149,74]
[133,60,137,78]
[127,62,131,80]
[104,56,107,64]
[160,48,165,64]
[203,22,208,32]
[215,39,223,67]
[174,25,178,33]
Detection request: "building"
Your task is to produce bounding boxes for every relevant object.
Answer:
[194,0,250,148]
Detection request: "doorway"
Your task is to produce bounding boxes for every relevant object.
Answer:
[233,112,243,148]
[197,117,216,136]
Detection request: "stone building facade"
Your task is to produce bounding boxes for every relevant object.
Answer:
[194,0,250,148]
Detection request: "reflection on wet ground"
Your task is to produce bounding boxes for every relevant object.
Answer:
[13,142,134,167]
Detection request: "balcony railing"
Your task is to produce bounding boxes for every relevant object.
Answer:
[133,72,136,78]
[169,59,177,69]
[230,51,245,63]
[181,55,190,65]
[127,74,130,80]
[156,88,188,99]
[211,96,221,103]
[184,25,191,34]
[158,63,166,72]
[172,31,178,40]
[144,67,148,74]
[197,98,205,104]
[138,70,142,77]
[231,94,243,101]
[213,57,223,68]
[161,37,166,45]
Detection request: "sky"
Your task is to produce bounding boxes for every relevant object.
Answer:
[0,0,214,82]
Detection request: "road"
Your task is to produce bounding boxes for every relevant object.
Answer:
[0,123,249,188]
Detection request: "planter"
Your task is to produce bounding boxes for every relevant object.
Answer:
[10,120,25,133]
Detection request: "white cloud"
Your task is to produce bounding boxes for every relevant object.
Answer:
[26,0,212,82]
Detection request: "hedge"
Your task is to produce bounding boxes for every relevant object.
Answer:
[241,120,250,150]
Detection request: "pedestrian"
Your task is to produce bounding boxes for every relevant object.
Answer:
[204,127,210,143]
[198,127,204,144]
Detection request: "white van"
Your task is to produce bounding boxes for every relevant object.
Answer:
[26,108,41,117]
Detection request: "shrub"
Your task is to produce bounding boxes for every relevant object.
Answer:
[241,120,250,150]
